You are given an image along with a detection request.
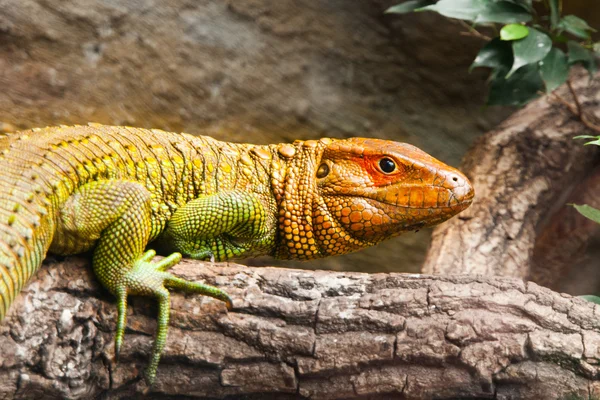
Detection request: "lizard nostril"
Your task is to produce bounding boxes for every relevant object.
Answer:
[452,176,458,182]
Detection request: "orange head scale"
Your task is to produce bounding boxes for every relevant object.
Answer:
[275,137,474,259]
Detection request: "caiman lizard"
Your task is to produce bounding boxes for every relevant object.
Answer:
[0,124,474,385]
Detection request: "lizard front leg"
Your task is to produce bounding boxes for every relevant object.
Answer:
[58,180,231,385]
[155,190,275,261]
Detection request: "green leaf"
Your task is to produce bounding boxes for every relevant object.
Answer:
[470,37,513,72]
[418,0,531,24]
[568,41,594,63]
[558,15,597,40]
[548,0,559,29]
[507,28,552,77]
[574,135,600,146]
[584,138,600,146]
[580,295,600,305]
[572,204,600,224]
[500,24,529,41]
[501,0,533,12]
[568,41,598,79]
[418,0,484,20]
[418,0,482,20]
[488,63,544,106]
[594,42,600,55]
[385,0,436,14]
[539,47,568,93]
[476,1,532,24]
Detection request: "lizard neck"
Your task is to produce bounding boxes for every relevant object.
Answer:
[273,139,371,260]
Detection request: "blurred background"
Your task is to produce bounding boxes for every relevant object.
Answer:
[0,0,598,273]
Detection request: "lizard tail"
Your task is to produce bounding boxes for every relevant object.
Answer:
[0,178,56,321]
[0,245,18,321]
[0,203,55,321]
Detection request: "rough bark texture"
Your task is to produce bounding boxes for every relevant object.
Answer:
[530,167,600,292]
[2,256,600,399]
[423,71,600,282]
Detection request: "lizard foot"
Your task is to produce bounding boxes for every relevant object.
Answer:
[113,249,233,387]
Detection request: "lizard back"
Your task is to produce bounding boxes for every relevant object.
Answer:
[0,124,275,320]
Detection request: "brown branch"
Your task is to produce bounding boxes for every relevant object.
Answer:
[2,256,600,399]
[567,79,583,116]
[454,20,493,41]
[549,79,600,134]
[423,70,600,279]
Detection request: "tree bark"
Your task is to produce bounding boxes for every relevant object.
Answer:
[2,256,600,399]
[529,166,600,291]
[422,71,600,281]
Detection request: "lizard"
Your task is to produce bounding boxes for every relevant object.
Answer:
[0,123,474,385]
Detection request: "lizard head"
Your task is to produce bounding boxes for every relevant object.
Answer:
[276,137,474,259]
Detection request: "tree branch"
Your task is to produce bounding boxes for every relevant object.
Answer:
[2,256,600,399]
[548,79,600,134]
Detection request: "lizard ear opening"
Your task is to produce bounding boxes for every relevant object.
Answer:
[316,163,330,178]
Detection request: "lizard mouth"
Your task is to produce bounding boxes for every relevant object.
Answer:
[365,180,475,212]
[321,180,474,243]
[352,168,474,213]
[378,186,474,210]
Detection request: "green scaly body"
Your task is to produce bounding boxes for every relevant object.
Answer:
[0,124,474,385]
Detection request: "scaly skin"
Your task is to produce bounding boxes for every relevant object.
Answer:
[0,124,474,385]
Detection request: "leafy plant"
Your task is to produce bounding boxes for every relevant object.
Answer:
[385,0,598,106]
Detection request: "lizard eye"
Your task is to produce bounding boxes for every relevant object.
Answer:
[316,163,329,178]
[378,157,396,174]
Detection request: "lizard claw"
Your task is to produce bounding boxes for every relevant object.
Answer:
[112,251,232,386]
